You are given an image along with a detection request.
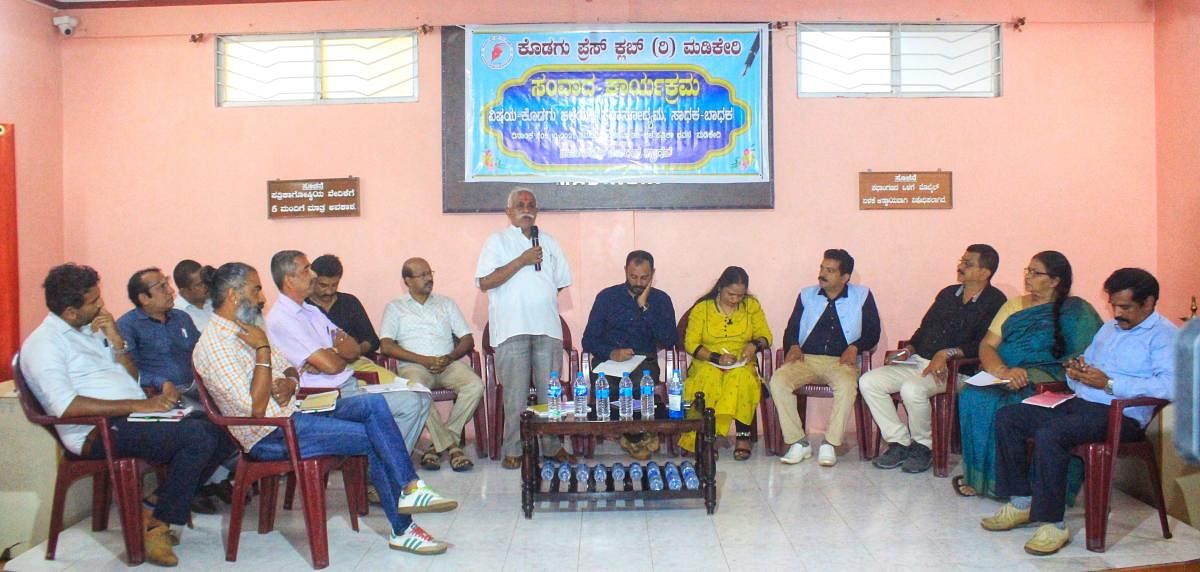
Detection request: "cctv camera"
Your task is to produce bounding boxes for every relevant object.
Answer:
[52,15,79,37]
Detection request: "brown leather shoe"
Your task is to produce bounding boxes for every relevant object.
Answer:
[144,523,179,567]
[501,456,522,470]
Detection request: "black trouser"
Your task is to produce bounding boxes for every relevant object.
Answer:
[86,417,238,525]
[994,399,1141,523]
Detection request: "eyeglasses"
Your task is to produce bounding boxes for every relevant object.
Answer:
[1023,268,1050,277]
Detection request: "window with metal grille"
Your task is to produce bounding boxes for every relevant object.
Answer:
[216,31,418,106]
[797,23,1001,97]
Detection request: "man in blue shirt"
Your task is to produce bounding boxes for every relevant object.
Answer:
[582,250,677,459]
[983,268,1176,556]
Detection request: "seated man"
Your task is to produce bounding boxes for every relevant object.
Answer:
[859,245,1006,473]
[770,249,880,467]
[982,268,1176,556]
[307,254,381,358]
[581,250,677,460]
[172,259,214,331]
[20,263,235,567]
[265,250,430,454]
[117,266,237,512]
[192,262,457,555]
[379,257,484,472]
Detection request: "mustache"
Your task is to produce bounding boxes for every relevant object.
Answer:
[1115,317,1131,323]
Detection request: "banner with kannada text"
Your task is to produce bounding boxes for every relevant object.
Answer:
[465,24,770,184]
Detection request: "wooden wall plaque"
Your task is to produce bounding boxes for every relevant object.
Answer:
[859,171,952,210]
[267,177,360,219]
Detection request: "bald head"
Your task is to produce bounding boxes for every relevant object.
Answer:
[402,257,434,300]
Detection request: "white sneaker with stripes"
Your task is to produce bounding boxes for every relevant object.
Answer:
[389,522,448,555]
[396,479,458,514]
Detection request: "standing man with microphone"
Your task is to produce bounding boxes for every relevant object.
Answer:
[476,187,574,469]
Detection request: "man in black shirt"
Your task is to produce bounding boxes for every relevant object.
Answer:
[860,244,1006,473]
[307,254,381,358]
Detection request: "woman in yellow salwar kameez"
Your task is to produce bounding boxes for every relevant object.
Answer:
[679,266,772,460]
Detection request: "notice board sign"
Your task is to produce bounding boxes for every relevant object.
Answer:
[268,177,360,219]
[859,171,952,210]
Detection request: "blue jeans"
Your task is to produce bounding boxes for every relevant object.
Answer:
[248,393,418,534]
[87,417,237,526]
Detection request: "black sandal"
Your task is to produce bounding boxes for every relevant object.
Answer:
[733,439,752,461]
[952,475,977,497]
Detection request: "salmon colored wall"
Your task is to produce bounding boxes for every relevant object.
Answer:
[1,0,65,343]
[51,1,1159,427]
[1155,0,1200,323]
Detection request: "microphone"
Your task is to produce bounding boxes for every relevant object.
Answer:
[530,225,541,271]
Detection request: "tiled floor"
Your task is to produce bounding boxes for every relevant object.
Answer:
[9,437,1199,571]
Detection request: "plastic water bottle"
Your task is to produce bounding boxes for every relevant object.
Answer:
[646,461,664,491]
[594,374,611,421]
[546,371,562,419]
[680,461,700,490]
[664,462,683,490]
[592,464,608,488]
[540,460,556,481]
[573,371,590,418]
[618,372,635,420]
[639,370,655,419]
[575,462,591,486]
[628,462,643,483]
[611,462,626,484]
[557,461,572,483]
[668,369,684,419]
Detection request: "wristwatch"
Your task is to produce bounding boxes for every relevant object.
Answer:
[1104,378,1114,395]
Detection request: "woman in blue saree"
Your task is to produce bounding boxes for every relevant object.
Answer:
[953,251,1101,498]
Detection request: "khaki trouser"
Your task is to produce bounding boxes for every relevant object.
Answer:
[396,360,484,452]
[768,355,859,447]
[859,357,958,449]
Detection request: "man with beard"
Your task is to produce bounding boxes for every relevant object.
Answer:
[264,250,430,454]
[20,263,232,566]
[770,248,881,467]
[192,262,459,555]
[379,257,484,472]
[859,244,1006,473]
[982,268,1176,556]
[581,250,677,459]
[475,187,574,469]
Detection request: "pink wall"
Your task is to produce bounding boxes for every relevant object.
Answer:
[48,0,1160,426]
[1155,0,1200,323]
[1,0,65,340]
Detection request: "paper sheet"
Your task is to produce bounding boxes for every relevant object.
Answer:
[963,371,1010,387]
[593,355,647,378]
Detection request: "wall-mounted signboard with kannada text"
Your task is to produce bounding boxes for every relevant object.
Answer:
[859,171,952,210]
[267,177,360,219]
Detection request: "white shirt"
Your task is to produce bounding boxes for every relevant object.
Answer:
[173,296,213,331]
[19,313,146,454]
[379,293,472,369]
[475,225,572,345]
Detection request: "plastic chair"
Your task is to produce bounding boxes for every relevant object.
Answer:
[372,347,489,458]
[860,340,975,477]
[760,347,873,458]
[1032,382,1172,552]
[193,372,366,569]
[12,353,151,564]
[482,316,578,460]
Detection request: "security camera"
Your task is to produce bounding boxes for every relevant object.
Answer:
[52,15,79,37]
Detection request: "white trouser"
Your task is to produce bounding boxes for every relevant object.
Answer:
[858,357,959,448]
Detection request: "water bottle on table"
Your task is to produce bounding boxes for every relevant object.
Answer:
[557,461,572,483]
[611,462,627,485]
[540,460,556,481]
[573,371,589,418]
[667,369,684,419]
[594,374,611,421]
[680,460,700,490]
[618,372,634,420]
[575,462,591,487]
[546,371,562,419]
[592,464,608,490]
[664,462,683,490]
[639,370,655,418]
[646,461,664,491]
[629,462,643,485]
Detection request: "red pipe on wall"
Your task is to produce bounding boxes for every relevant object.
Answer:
[0,124,18,379]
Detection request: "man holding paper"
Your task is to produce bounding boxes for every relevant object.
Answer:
[860,245,1006,473]
[265,250,430,453]
[771,249,880,467]
[582,250,677,459]
[982,268,1176,556]
[379,257,484,472]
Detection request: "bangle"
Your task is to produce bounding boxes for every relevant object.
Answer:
[111,343,130,355]
[255,345,270,352]
[254,362,271,369]
[945,348,960,359]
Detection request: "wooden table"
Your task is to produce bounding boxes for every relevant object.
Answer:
[519,392,717,518]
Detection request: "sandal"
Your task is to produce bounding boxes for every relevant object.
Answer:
[420,447,441,471]
[952,475,978,497]
[448,447,474,472]
[501,456,522,470]
[733,439,752,462]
